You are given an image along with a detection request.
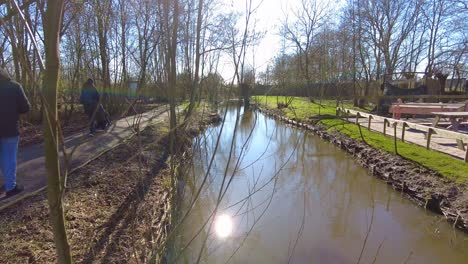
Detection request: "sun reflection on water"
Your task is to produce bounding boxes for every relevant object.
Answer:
[214,214,233,239]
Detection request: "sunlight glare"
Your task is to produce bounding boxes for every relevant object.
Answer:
[214,214,233,238]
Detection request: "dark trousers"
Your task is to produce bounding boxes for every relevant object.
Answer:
[84,103,98,133]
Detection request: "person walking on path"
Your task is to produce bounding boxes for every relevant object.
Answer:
[80,78,110,136]
[0,68,30,197]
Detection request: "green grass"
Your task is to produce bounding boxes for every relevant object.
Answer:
[180,101,211,113]
[254,96,468,182]
[181,102,191,111]
[252,96,370,122]
[321,118,468,182]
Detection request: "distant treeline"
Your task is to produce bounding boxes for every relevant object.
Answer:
[251,81,382,98]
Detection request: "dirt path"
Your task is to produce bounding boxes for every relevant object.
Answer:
[0,105,170,210]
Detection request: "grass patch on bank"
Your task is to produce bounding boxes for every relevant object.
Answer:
[253,96,338,120]
[321,118,468,182]
[253,96,371,121]
[180,101,210,113]
[254,96,468,183]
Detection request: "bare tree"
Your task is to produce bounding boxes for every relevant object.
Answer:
[281,0,330,97]
[42,0,72,262]
[358,0,423,78]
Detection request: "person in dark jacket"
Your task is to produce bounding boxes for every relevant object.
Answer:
[0,68,30,197]
[79,79,109,135]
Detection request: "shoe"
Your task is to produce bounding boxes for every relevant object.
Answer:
[6,184,24,197]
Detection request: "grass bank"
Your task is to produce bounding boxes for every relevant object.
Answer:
[253,96,468,182]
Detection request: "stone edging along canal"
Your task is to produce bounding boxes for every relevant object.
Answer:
[253,105,468,234]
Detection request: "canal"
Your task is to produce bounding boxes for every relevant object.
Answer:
[169,106,468,263]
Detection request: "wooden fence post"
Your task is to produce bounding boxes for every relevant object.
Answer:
[368,115,373,130]
[401,122,408,142]
[393,122,398,154]
[426,128,434,149]
[340,107,468,160]
[357,114,366,143]
[383,119,389,136]
[355,112,361,125]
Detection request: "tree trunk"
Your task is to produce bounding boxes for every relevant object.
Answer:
[43,0,72,263]
[186,0,203,119]
[119,0,128,83]
[164,0,179,156]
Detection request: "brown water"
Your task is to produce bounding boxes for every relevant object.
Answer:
[170,107,468,264]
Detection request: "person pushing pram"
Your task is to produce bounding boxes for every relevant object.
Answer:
[80,78,111,136]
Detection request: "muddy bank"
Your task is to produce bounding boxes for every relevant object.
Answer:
[0,108,220,263]
[255,105,468,233]
[0,123,172,263]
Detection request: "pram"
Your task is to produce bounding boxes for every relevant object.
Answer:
[94,103,111,130]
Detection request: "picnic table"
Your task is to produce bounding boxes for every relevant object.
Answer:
[432,112,468,131]
[390,102,467,119]
[432,111,468,150]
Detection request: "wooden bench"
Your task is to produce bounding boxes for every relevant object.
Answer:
[432,112,468,150]
[432,112,468,130]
